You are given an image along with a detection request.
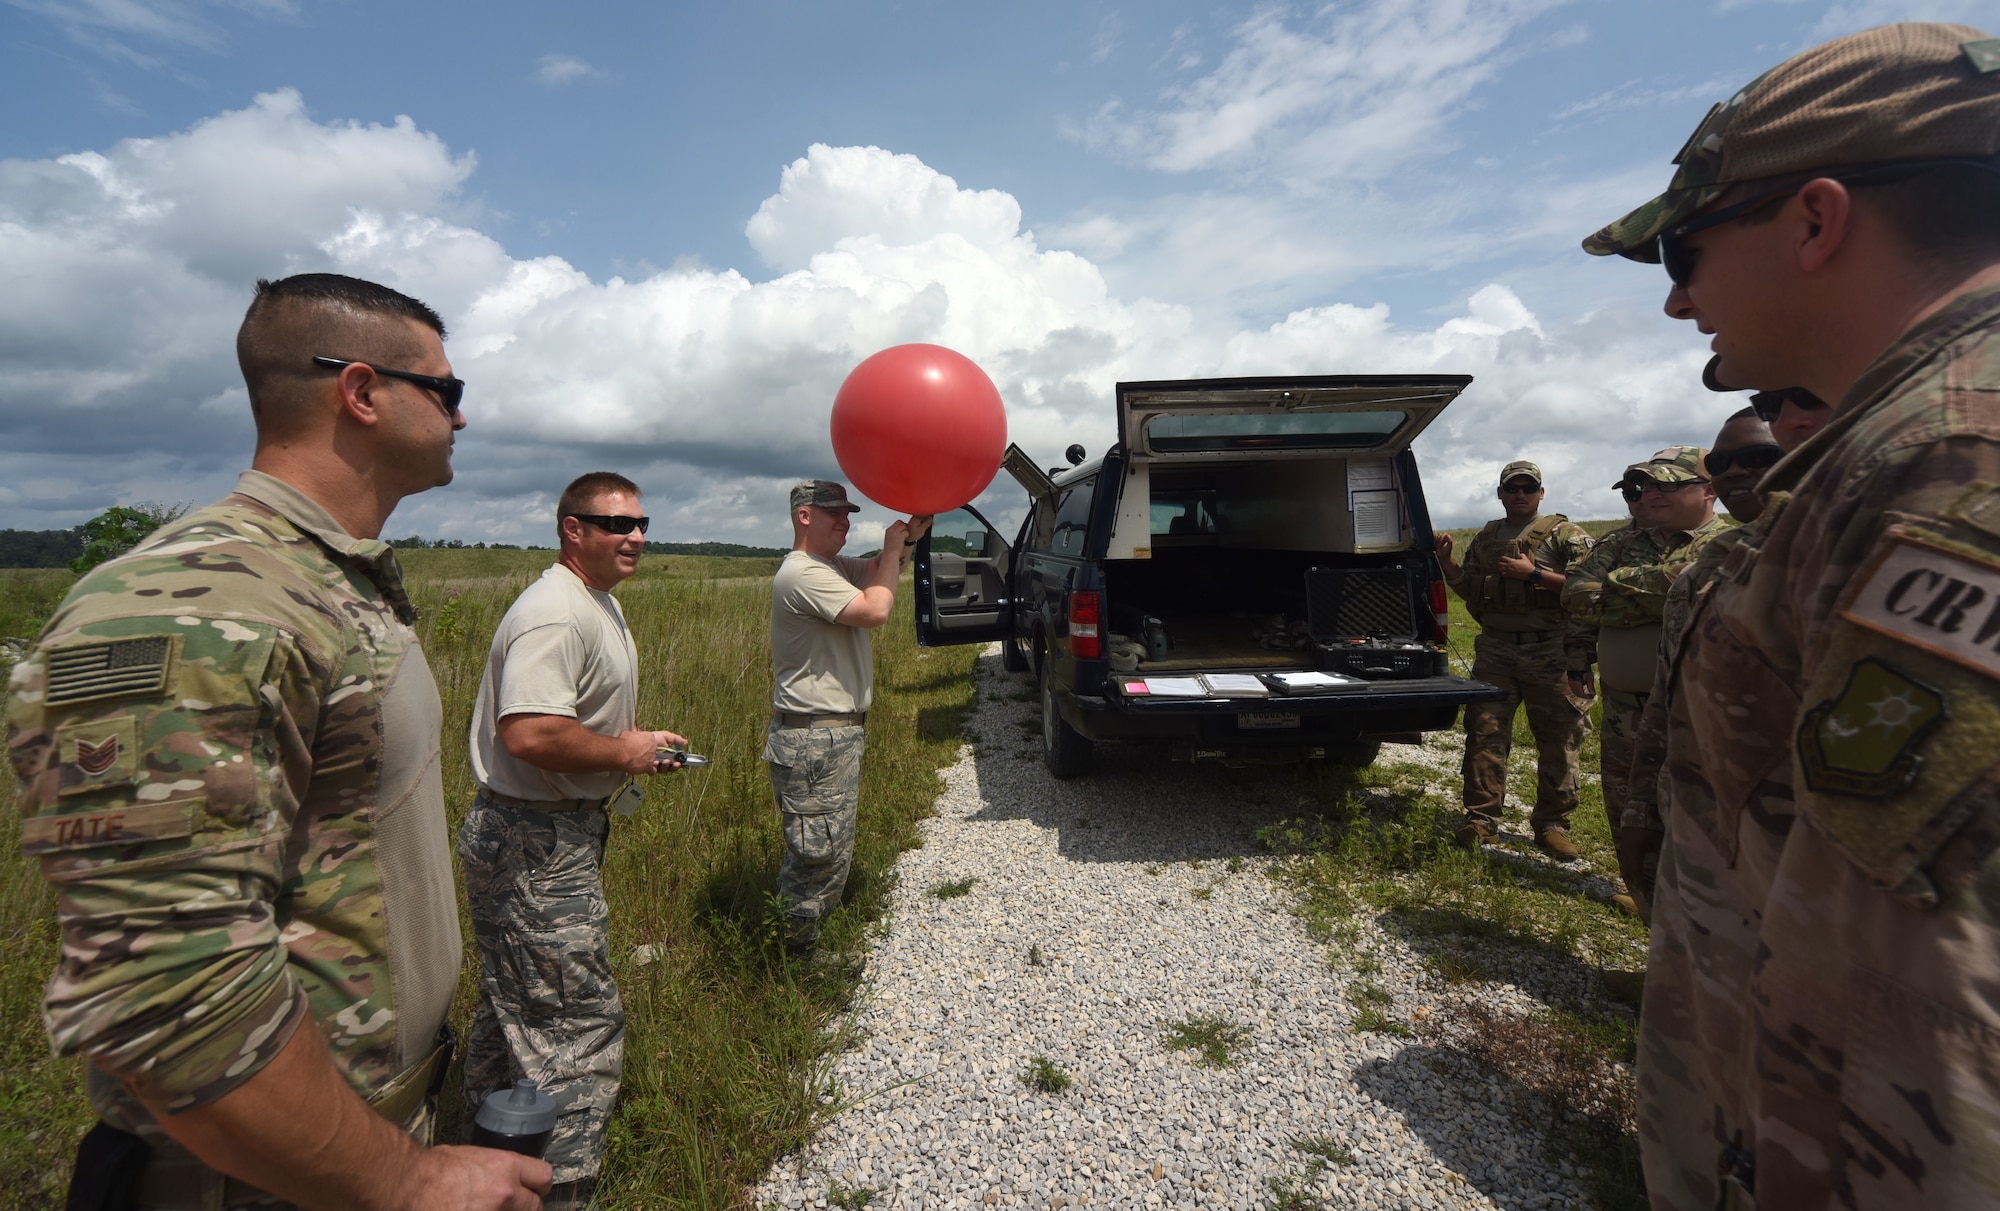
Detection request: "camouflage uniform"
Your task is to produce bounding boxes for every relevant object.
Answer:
[1563,510,1729,889]
[458,800,621,1185]
[765,723,866,940]
[1636,282,2000,1210]
[1444,512,1596,833]
[4,471,460,1210]
[1578,23,2000,1205]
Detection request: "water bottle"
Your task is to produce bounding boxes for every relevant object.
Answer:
[471,1079,556,1158]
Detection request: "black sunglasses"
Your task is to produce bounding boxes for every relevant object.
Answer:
[1748,387,1828,423]
[313,356,464,417]
[1705,443,1784,475]
[1659,157,2000,289]
[1498,482,1540,494]
[566,513,651,536]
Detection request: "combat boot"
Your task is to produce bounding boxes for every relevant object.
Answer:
[1533,827,1579,862]
[1454,818,1498,850]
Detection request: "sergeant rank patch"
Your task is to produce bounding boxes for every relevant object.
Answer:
[1799,658,1947,798]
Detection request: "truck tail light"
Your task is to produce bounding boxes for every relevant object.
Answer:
[1430,580,1450,645]
[1069,591,1102,659]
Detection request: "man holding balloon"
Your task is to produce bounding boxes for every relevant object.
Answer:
[766,480,932,955]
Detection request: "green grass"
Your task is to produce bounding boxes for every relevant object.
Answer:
[1018,1055,1072,1094]
[1256,701,1648,1208]
[0,549,975,1209]
[827,1181,881,1209]
[1161,1014,1251,1068]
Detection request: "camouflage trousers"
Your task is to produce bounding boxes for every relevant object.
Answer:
[1600,689,1647,883]
[764,722,865,948]
[1460,631,1592,832]
[458,796,624,1183]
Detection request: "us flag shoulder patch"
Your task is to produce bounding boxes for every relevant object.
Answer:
[46,636,178,706]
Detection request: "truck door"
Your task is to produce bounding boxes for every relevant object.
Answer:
[914,503,1016,647]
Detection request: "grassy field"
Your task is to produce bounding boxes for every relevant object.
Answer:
[0,550,976,1208]
[1263,516,1651,1209]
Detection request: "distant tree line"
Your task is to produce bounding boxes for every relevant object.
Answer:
[0,528,84,570]
[642,540,787,558]
[3,502,193,572]
[4,519,786,568]
[387,536,539,550]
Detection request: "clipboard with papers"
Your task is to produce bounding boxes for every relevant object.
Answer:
[1261,670,1365,695]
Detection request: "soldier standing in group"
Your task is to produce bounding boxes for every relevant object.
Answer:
[1584,22,2000,1208]
[1561,447,1728,912]
[1621,410,1780,926]
[4,274,548,1209]
[767,482,930,957]
[1436,460,1595,859]
[460,471,690,1211]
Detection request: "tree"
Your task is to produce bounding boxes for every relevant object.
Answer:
[70,502,191,574]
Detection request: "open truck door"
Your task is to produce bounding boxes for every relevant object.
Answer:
[913,442,1055,649]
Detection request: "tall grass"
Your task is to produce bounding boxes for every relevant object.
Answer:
[0,551,975,1208]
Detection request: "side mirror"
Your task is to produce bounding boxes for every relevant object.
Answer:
[1065,443,1087,466]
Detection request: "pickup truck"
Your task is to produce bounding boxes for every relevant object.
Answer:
[913,374,1501,778]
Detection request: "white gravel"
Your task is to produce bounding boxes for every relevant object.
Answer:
[751,646,1595,1210]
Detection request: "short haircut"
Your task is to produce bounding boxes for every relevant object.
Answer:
[1735,158,2000,270]
[1863,161,2000,270]
[1726,405,1760,421]
[558,472,641,524]
[236,274,447,433]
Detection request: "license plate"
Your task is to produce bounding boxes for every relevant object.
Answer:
[1238,712,1301,730]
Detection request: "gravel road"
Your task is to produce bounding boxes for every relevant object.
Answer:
[751,646,1598,1211]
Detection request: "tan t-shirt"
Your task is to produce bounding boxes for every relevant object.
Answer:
[470,563,638,801]
[771,551,872,715]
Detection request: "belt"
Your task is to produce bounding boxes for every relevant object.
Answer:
[1488,628,1561,644]
[475,787,613,812]
[131,1028,453,1210]
[774,710,867,729]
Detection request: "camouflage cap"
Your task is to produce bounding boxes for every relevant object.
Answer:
[790,480,860,513]
[1499,460,1543,485]
[1623,446,1711,485]
[1585,22,2000,261]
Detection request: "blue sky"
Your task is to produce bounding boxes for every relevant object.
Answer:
[2,0,1990,545]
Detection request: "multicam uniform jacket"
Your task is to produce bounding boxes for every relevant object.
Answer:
[3,471,460,1138]
[1640,283,2000,1209]
[1561,516,1731,671]
[1443,513,1595,632]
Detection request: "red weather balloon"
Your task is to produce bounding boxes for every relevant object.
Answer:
[830,343,1008,515]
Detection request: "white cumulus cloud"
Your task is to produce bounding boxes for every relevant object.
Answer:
[0,92,1730,546]
[534,54,602,85]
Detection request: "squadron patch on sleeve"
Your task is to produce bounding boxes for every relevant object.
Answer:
[1799,657,1948,799]
[1839,536,2000,681]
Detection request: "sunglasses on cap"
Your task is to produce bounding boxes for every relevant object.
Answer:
[313,356,464,417]
[1748,387,1828,423]
[1659,158,2000,290]
[566,513,651,535]
[1705,443,1785,475]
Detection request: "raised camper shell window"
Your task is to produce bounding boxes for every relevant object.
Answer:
[1144,410,1408,453]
